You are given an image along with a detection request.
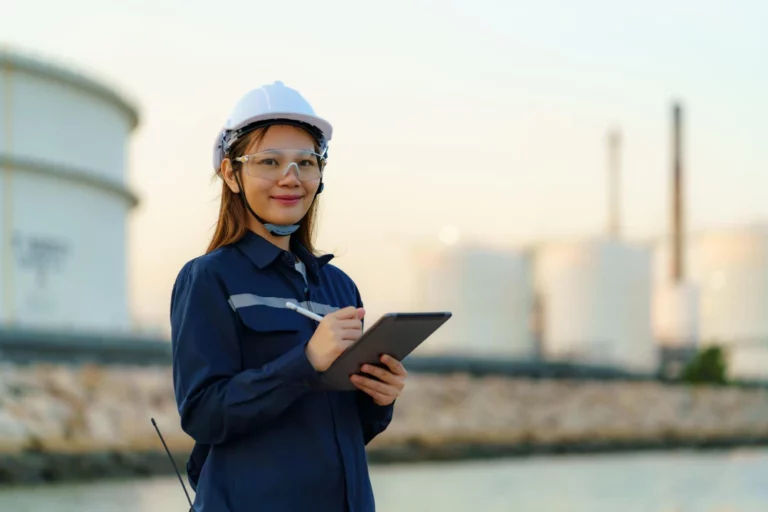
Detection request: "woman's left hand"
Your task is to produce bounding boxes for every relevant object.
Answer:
[351,354,407,406]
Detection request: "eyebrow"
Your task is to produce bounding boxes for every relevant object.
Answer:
[255,148,319,156]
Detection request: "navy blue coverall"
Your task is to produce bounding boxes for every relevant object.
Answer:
[170,230,394,511]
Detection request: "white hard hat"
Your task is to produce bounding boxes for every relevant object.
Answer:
[212,81,333,171]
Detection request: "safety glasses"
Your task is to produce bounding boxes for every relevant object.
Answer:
[234,149,325,182]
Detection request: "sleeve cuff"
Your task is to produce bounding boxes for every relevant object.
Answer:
[373,400,395,420]
[267,341,321,388]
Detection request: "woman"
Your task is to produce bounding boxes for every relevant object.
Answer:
[170,81,406,511]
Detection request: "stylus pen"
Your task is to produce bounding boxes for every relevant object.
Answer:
[286,301,324,322]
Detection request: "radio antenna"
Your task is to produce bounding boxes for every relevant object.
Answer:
[151,417,194,511]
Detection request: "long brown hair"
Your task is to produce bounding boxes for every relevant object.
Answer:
[205,125,321,255]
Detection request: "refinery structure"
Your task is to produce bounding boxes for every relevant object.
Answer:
[413,106,768,380]
[413,225,768,378]
[1,48,767,380]
[0,48,140,334]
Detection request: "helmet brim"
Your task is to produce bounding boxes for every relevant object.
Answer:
[227,112,333,143]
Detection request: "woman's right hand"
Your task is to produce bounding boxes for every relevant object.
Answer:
[305,306,365,372]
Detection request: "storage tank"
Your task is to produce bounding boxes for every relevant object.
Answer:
[410,244,536,357]
[692,225,768,378]
[533,237,656,371]
[694,226,768,343]
[0,48,139,333]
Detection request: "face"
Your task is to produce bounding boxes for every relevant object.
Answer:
[221,125,321,233]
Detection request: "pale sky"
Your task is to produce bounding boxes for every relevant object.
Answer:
[2,0,767,333]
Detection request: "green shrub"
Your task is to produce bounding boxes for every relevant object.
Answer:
[681,345,728,385]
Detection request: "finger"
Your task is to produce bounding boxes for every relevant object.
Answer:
[337,319,363,331]
[337,325,363,342]
[360,364,400,386]
[351,374,396,395]
[330,306,359,320]
[356,307,365,320]
[380,354,407,376]
[340,330,363,342]
[351,378,392,403]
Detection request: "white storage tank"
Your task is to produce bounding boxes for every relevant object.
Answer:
[533,237,657,371]
[410,244,536,357]
[0,48,139,333]
[692,225,768,378]
[694,225,768,343]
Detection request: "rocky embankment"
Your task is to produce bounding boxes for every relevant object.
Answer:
[2,362,768,484]
[368,373,768,461]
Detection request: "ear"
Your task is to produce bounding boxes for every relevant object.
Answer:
[220,158,241,194]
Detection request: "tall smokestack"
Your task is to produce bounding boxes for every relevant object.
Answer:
[607,127,621,238]
[671,102,684,282]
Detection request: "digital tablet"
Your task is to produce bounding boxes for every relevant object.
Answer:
[319,312,452,391]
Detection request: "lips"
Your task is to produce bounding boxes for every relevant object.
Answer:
[272,195,303,206]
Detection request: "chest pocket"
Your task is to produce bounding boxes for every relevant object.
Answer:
[236,306,305,369]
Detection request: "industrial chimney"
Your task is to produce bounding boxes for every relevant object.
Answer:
[607,127,621,238]
[652,100,699,367]
[671,102,684,282]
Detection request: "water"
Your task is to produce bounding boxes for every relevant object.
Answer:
[2,449,768,511]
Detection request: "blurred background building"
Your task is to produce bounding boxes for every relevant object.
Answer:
[532,237,657,372]
[651,224,768,379]
[410,244,536,357]
[0,48,139,334]
[411,228,768,379]
[695,225,768,345]
[406,104,768,380]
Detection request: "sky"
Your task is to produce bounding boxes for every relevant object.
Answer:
[2,0,767,332]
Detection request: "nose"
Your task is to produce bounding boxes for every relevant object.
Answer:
[277,162,301,186]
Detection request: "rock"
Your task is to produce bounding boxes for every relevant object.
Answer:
[80,406,122,450]
[8,393,74,452]
[78,364,105,393]
[0,409,28,453]
[38,365,87,405]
